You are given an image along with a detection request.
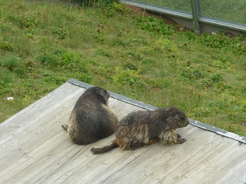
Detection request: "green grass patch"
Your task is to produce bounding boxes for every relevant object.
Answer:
[0,0,246,137]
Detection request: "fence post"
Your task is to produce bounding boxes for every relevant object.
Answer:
[190,0,201,34]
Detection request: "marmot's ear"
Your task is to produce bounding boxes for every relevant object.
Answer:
[95,87,101,94]
[169,107,176,116]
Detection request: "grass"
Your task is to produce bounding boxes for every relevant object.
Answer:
[137,0,246,24]
[0,0,246,137]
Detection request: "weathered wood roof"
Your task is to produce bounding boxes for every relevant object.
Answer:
[1,79,246,184]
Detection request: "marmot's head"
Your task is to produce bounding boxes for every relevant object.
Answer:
[83,87,110,105]
[165,107,189,130]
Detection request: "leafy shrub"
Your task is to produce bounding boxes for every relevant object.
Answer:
[122,60,138,71]
[212,60,232,69]
[8,15,40,28]
[96,49,112,57]
[134,16,175,35]
[234,100,246,113]
[0,54,24,76]
[37,53,59,67]
[180,68,205,81]
[138,46,155,55]
[111,67,146,88]
[143,76,171,89]
[0,38,14,51]
[81,0,117,7]
[61,51,81,65]
[0,68,13,87]
[199,33,232,48]
[52,28,69,39]
[153,39,178,53]
[113,38,126,47]
[141,58,156,65]
[112,2,131,15]
[198,32,245,54]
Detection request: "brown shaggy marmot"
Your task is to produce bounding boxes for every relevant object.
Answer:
[91,106,189,154]
[62,87,118,145]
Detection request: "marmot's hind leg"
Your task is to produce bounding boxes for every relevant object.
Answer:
[61,124,68,131]
[147,138,159,145]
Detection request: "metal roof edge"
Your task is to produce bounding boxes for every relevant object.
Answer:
[68,78,246,144]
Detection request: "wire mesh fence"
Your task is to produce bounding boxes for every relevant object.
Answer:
[136,0,192,13]
[200,0,246,25]
[129,0,246,26]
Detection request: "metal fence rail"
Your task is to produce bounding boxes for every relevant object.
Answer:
[120,0,246,34]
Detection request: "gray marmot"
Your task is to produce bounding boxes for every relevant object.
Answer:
[91,106,189,154]
[62,87,118,145]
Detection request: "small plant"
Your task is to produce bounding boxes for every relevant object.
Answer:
[141,58,156,65]
[96,49,111,57]
[61,51,81,65]
[112,2,131,15]
[0,38,14,52]
[111,67,146,88]
[97,24,104,34]
[213,60,232,69]
[93,34,105,43]
[37,53,59,67]
[144,76,171,89]
[153,39,178,53]
[81,0,117,7]
[52,28,69,39]
[0,69,13,88]
[134,16,175,35]
[19,16,40,28]
[122,60,138,71]
[113,38,126,47]
[179,64,206,81]
[8,14,40,29]
[199,33,229,48]
[0,54,24,76]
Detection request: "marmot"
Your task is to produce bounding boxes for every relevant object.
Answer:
[91,106,189,154]
[62,86,118,145]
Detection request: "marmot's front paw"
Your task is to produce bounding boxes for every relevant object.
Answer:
[177,138,187,144]
[61,124,68,131]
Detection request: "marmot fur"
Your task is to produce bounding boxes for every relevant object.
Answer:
[62,87,118,145]
[91,106,189,154]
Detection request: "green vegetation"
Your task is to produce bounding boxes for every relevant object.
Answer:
[0,0,246,136]
[138,0,246,24]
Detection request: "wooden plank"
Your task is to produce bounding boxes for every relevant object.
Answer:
[0,94,77,171]
[0,82,141,183]
[23,105,139,184]
[163,139,240,183]
[33,137,119,183]
[64,144,151,184]
[1,130,69,184]
[0,83,84,142]
[1,81,246,184]
[218,151,246,183]
[168,140,245,183]
[0,84,123,171]
[97,127,226,184]
[197,143,246,183]
[47,107,141,183]
[87,127,194,183]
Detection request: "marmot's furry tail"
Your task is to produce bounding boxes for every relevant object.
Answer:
[91,140,118,154]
